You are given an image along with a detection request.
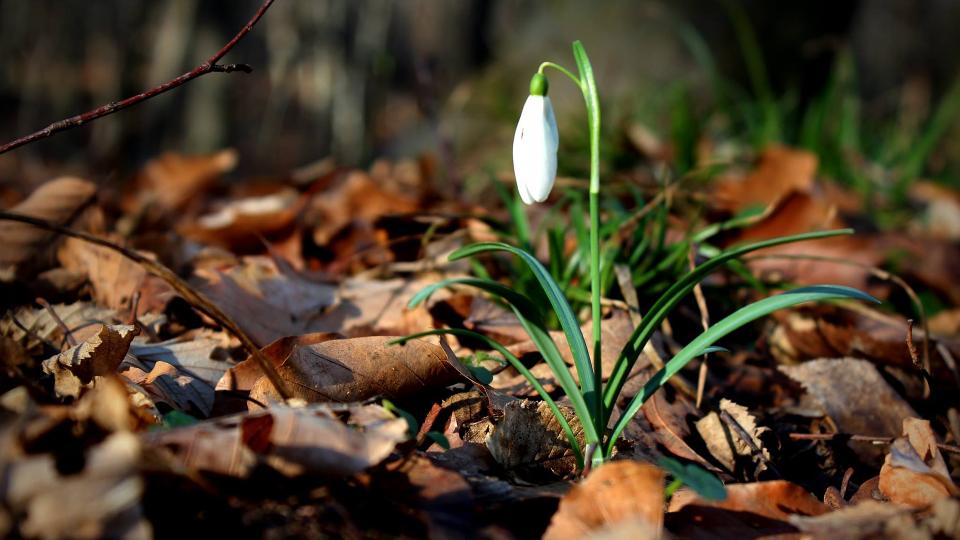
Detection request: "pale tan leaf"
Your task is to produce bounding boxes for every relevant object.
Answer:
[41,324,139,399]
[544,461,664,540]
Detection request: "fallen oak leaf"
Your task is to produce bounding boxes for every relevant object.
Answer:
[229,335,460,407]
[41,324,139,399]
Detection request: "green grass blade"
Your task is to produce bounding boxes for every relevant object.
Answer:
[603,229,853,414]
[606,285,878,455]
[391,328,585,469]
[449,242,598,417]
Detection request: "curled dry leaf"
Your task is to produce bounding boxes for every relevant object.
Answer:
[223,335,460,408]
[879,417,959,508]
[779,358,918,463]
[0,177,96,273]
[695,399,771,476]
[486,399,585,480]
[543,461,664,540]
[41,324,139,399]
[145,403,407,478]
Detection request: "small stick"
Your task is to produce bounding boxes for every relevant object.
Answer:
[839,467,854,500]
[0,0,275,155]
[788,432,960,455]
[689,249,711,408]
[36,298,77,348]
[0,211,291,400]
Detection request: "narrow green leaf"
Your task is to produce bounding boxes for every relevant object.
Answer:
[449,242,598,418]
[604,229,853,414]
[607,285,878,454]
[658,457,726,501]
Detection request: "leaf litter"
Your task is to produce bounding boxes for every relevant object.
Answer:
[2,145,960,539]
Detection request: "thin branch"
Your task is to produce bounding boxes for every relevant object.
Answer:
[0,0,275,155]
[0,210,291,400]
[789,432,960,455]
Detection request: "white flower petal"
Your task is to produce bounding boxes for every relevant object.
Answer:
[513,95,558,205]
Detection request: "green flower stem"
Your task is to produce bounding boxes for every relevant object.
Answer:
[571,41,605,445]
[538,61,581,87]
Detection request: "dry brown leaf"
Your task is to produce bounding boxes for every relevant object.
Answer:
[308,169,422,246]
[780,358,919,463]
[486,399,585,479]
[180,187,304,251]
[879,418,959,508]
[695,398,770,475]
[57,236,172,313]
[41,324,139,399]
[735,192,880,289]
[770,305,959,383]
[635,382,719,473]
[1,301,117,355]
[544,461,664,540]
[121,360,213,417]
[712,145,817,213]
[130,336,232,387]
[667,481,828,538]
[194,256,339,346]
[134,149,238,212]
[145,403,406,478]
[229,335,460,407]
[0,177,96,272]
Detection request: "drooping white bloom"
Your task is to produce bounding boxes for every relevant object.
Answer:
[513,93,558,204]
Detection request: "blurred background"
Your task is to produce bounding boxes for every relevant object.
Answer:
[1,0,959,196]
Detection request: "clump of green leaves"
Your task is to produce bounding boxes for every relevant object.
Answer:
[395,41,877,471]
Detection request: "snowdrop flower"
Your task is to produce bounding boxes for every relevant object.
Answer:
[513,73,558,204]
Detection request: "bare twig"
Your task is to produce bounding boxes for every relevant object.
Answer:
[789,432,960,455]
[689,249,711,408]
[0,0,275,155]
[36,298,77,348]
[0,210,291,400]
